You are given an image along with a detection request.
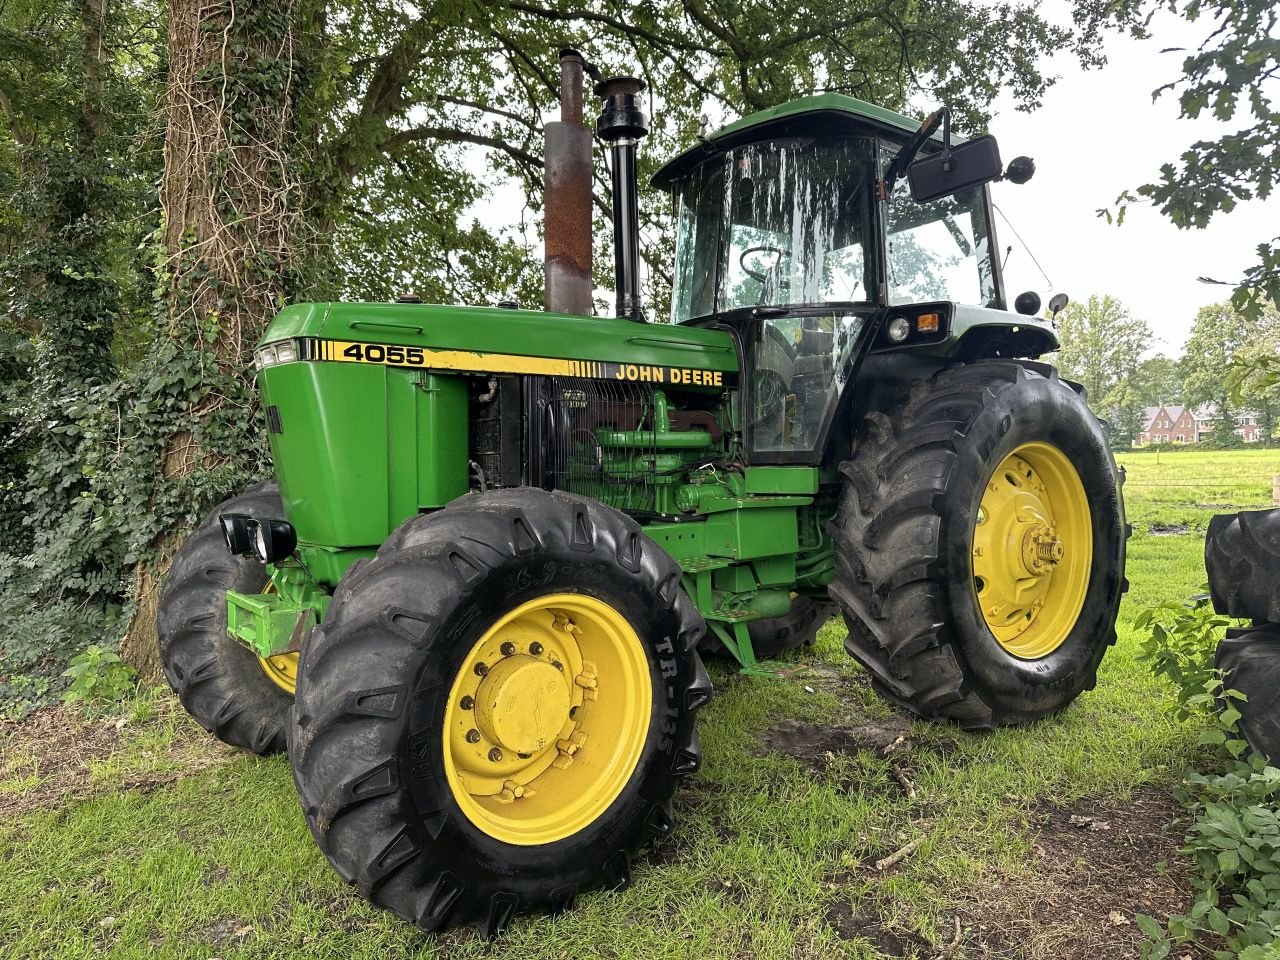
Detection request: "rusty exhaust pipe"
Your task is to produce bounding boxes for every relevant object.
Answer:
[543,49,593,316]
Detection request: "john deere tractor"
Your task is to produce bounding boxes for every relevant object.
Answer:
[158,52,1127,935]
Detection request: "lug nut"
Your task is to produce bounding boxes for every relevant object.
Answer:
[474,662,489,677]
[460,695,475,710]
[488,747,503,762]
[465,729,481,743]
[552,660,563,671]
[500,641,516,656]
[530,642,544,655]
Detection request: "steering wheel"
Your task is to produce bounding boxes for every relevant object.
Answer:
[739,246,791,284]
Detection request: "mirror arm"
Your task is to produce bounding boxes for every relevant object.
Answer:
[940,110,954,172]
[884,106,948,194]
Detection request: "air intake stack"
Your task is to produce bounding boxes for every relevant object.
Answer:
[595,76,648,323]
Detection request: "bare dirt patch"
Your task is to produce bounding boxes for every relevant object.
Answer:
[948,787,1192,959]
[0,697,236,819]
[762,717,913,763]
[820,787,1190,958]
[1149,522,1190,536]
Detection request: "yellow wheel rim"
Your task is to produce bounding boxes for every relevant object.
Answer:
[443,593,652,846]
[972,442,1092,660]
[257,651,298,694]
[255,581,298,695]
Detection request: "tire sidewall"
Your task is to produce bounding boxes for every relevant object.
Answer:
[940,367,1125,703]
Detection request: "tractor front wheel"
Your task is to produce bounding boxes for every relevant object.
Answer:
[157,481,295,754]
[288,488,710,936]
[831,361,1127,727]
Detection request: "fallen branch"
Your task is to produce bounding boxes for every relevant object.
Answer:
[874,837,923,871]
[880,734,909,757]
[892,766,916,799]
[937,915,963,959]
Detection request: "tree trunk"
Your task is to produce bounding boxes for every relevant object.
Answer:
[120,0,314,679]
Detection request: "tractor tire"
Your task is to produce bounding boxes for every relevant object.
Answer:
[1205,510,1280,622]
[157,481,294,754]
[289,488,711,936]
[747,596,839,658]
[1216,626,1280,765]
[831,360,1128,728]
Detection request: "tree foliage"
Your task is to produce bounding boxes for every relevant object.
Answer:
[1117,0,1279,318]
[1052,293,1153,445]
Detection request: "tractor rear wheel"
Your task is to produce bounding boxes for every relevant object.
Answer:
[157,481,295,754]
[1206,509,1280,622]
[288,488,711,936]
[831,361,1127,727]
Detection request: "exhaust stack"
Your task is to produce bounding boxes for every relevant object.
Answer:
[543,50,593,315]
[596,76,648,323]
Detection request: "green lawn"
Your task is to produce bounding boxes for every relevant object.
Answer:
[2,448,1276,959]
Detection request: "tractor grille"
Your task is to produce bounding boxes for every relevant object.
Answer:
[536,376,656,511]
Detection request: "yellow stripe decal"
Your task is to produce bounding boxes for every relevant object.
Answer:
[305,338,736,388]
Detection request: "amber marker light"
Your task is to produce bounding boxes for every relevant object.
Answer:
[917,312,941,333]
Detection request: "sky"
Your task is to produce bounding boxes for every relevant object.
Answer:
[989,5,1277,358]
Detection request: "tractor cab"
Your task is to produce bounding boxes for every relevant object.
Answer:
[651,94,1023,462]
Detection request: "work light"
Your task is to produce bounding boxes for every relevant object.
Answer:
[220,514,254,555]
[246,517,298,564]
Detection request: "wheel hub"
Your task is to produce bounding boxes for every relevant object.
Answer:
[1020,523,1064,575]
[474,655,570,755]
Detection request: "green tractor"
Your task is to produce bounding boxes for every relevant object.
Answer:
[157,52,1127,936]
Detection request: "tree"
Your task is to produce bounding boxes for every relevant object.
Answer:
[1132,355,1181,407]
[1051,293,1153,445]
[1182,301,1280,444]
[1112,0,1278,317]
[118,0,324,679]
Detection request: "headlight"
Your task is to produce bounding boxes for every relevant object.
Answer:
[887,316,911,342]
[254,340,299,371]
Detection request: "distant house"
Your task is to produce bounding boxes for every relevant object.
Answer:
[1135,403,1263,445]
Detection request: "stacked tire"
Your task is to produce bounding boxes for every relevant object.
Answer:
[1206,510,1280,764]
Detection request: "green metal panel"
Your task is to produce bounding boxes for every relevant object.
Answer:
[743,466,819,495]
[416,374,469,506]
[260,361,391,547]
[259,362,469,547]
[261,302,739,374]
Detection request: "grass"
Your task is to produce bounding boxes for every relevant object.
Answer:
[2,448,1277,959]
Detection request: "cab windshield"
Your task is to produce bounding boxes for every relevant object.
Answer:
[671,140,875,322]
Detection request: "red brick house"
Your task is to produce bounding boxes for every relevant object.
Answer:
[1136,403,1264,445]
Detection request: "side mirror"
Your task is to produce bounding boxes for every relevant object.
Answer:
[1048,293,1069,318]
[908,134,1003,204]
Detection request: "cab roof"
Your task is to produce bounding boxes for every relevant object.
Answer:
[650,93,939,190]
